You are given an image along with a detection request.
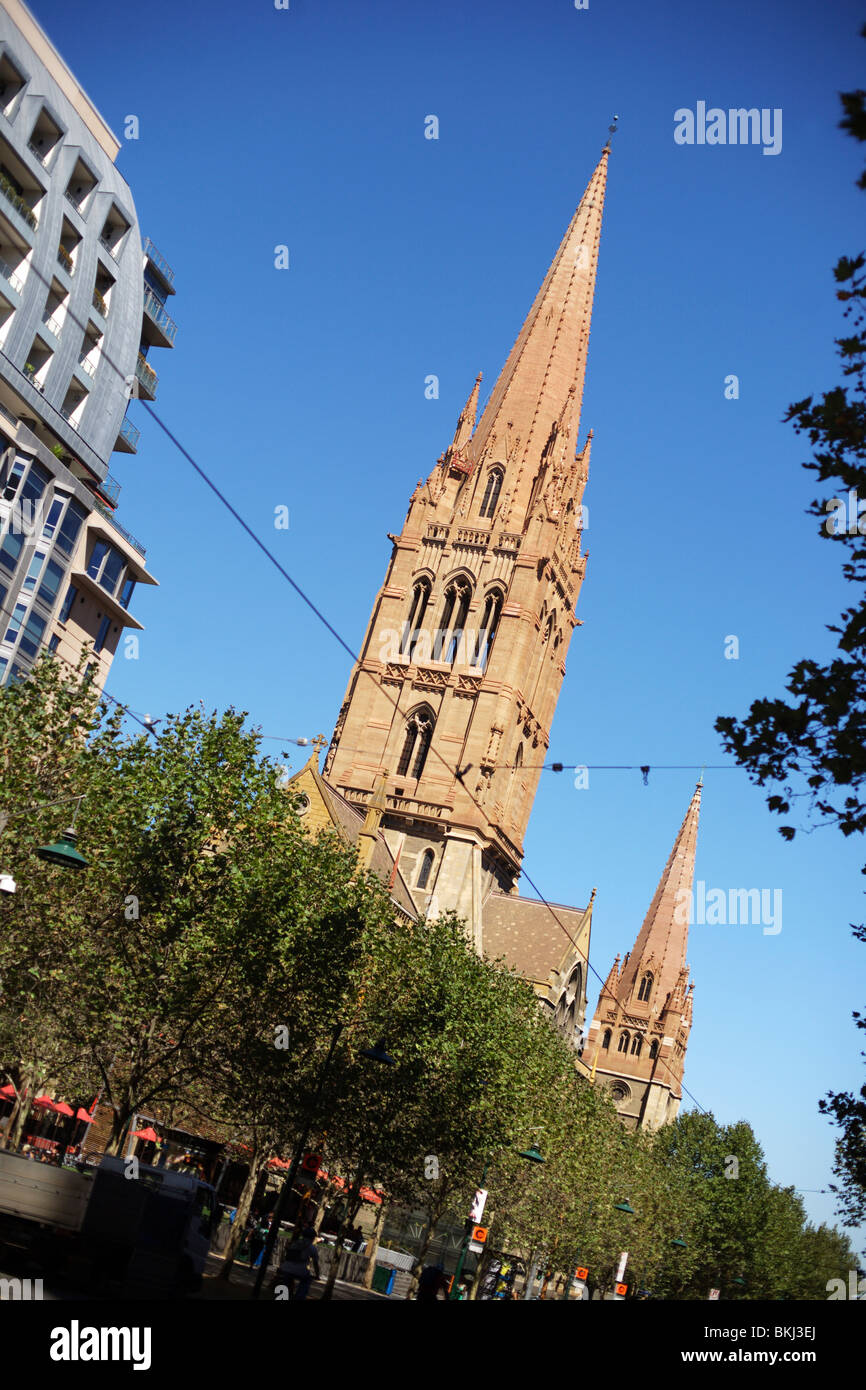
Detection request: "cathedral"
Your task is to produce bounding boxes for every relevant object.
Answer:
[291,139,701,1132]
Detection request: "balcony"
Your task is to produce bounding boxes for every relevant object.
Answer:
[92,287,107,317]
[26,139,48,168]
[41,309,62,338]
[0,256,22,295]
[57,244,74,275]
[95,472,121,507]
[0,172,36,231]
[93,499,146,558]
[142,285,177,346]
[77,353,96,379]
[134,352,158,400]
[143,237,175,293]
[116,417,140,453]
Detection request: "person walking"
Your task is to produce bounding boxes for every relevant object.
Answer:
[271,1226,321,1300]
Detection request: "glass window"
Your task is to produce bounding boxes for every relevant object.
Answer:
[87,539,109,579]
[59,584,77,623]
[99,548,124,594]
[94,615,111,653]
[55,500,86,556]
[48,634,60,654]
[37,558,64,607]
[19,462,50,506]
[18,610,46,659]
[1,458,25,500]
[4,601,26,643]
[0,529,23,574]
[118,576,136,610]
[41,497,64,540]
[0,657,7,684]
[21,549,46,592]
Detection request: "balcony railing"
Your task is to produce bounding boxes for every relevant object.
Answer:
[93,499,146,558]
[0,256,23,295]
[118,417,140,450]
[96,472,121,506]
[0,172,37,230]
[143,237,175,288]
[57,244,74,275]
[27,139,49,167]
[142,286,177,343]
[77,354,96,379]
[135,352,158,396]
[92,288,107,317]
[99,233,118,260]
[41,309,62,337]
[64,188,87,212]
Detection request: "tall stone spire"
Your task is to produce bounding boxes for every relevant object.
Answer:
[583,783,702,1132]
[323,145,611,944]
[468,148,609,486]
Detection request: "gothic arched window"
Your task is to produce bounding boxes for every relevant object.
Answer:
[479,468,503,519]
[637,972,653,1003]
[602,1029,611,1050]
[649,1039,659,1060]
[401,577,431,658]
[617,1031,630,1054]
[435,579,472,664]
[472,589,504,671]
[397,709,434,779]
[417,848,434,890]
[630,1034,642,1057]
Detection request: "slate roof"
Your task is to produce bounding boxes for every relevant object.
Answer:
[482,892,590,985]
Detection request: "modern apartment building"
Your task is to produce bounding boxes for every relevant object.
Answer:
[0,0,175,690]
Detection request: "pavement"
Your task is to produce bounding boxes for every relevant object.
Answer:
[197,1252,392,1302]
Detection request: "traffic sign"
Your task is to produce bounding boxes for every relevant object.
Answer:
[471,1224,488,1245]
[575,1265,589,1281]
[615,1282,628,1297]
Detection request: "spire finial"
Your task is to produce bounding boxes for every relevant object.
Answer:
[603,113,619,152]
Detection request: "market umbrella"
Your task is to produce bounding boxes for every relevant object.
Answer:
[131,1126,160,1142]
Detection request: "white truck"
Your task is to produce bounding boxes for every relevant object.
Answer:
[0,1149,216,1295]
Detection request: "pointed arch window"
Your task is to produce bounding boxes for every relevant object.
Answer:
[630,1034,643,1057]
[401,577,431,658]
[397,709,434,779]
[649,1039,659,1060]
[617,1031,630,1054]
[472,589,504,671]
[436,579,472,664]
[417,848,435,890]
[637,972,653,1003]
[479,468,503,519]
[602,1028,611,1050]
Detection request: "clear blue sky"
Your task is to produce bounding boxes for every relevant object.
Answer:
[30,0,866,1251]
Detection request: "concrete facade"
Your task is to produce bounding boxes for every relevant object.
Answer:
[0,0,174,693]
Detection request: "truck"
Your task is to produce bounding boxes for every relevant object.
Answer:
[0,1148,216,1296]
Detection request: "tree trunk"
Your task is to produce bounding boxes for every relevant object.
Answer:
[319,1159,366,1301]
[219,1151,266,1282]
[363,1199,387,1290]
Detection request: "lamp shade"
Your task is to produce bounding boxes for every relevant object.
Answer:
[518,1144,545,1164]
[36,828,88,869]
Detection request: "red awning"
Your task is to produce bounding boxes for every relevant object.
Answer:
[0,1084,15,1099]
[360,1186,383,1205]
[53,1102,74,1118]
[267,1157,289,1169]
[75,1108,94,1123]
[131,1126,160,1142]
[33,1095,60,1110]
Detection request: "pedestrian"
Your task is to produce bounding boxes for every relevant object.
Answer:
[271,1225,320,1300]
[416,1263,449,1301]
[247,1216,267,1269]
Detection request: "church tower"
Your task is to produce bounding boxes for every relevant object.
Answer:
[323,146,610,946]
[583,783,702,1131]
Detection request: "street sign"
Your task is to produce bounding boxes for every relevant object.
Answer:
[615,1282,628,1297]
[468,1240,485,1255]
[302,1153,321,1173]
[471,1224,488,1245]
[575,1265,589,1281]
[709,1288,720,1300]
[615,1251,629,1283]
[469,1188,488,1223]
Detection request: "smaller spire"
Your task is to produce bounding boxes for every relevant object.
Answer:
[357,776,388,870]
[447,372,483,460]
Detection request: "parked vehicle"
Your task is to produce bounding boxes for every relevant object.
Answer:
[0,1148,216,1295]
